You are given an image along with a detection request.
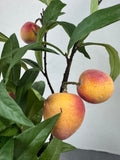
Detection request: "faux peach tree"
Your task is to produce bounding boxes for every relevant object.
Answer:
[0,0,120,159]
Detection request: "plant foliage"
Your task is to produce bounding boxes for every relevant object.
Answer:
[0,0,120,159]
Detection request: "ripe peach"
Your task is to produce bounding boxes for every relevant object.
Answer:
[43,93,85,140]
[77,69,114,104]
[20,22,40,44]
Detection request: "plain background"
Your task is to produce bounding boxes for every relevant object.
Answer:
[0,0,120,155]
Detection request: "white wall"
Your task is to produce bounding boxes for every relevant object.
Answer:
[0,0,120,155]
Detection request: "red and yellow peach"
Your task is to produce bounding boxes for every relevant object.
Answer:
[77,69,114,103]
[43,93,85,140]
[20,22,40,44]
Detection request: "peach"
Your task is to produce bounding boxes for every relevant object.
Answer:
[43,93,85,140]
[20,22,40,44]
[77,69,114,104]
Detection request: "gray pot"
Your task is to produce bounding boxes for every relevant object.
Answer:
[60,149,120,160]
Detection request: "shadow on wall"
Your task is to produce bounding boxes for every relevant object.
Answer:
[60,149,120,160]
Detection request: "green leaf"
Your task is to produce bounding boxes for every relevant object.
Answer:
[37,142,49,157]
[57,21,76,37]
[39,137,62,160]
[90,0,98,14]
[21,60,28,70]
[68,4,120,50]
[14,113,61,160]
[38,0,51,5]
[61,142,76,153]
[25,88,44,124]
[46,20,58,30]
[0,136,10,149]
[43,0,66,25]
[0,82,33,127]
[0,34,21,93]
[36,2,66,69]
[78,46,90,59]
[0,138,14,160]
[57,21,91,58]
[0,32,8,42]
[1,34,20,82]
[35,26,47,69]
[39,138,76,160]
[83,42,120,80]
[0,116,13,132]
[1,33,19,58]
[105,45,120,80]
[4,42,59,84]
[0,124,20,137]
[22,58,41,69]
[42,41,65,56]
[15,68,39,111]
[32,81,45,96]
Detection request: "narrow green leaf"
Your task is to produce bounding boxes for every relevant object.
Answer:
[0,32,8,42]
[0,34,21,92]
[90,0,98,14]
[57,21,91,58]
[4,42,59,84]
[68,4,120,50]
[14,113,61,160]
[25,88,44,124]
[38,0,51,5]
[0,138,14,160]
[61,142,76,153]
[0,136,10,149]
[105,45,120,80]
[0,116,13,132]
[43,0,66,25]
[35,26,47,69]
[0,124,20,137]
[1,33,19,58]
[58,21,76,37]
[1,34,20,80]
[0,82,33,127]
[46,20,58,30]
[31,43,59,54]
[15,68,39,111]
[42,41,65,56]
[21,60,28,70]
[37,142,49,157]
[22,58,41,69]
[39,138,76,160]
[39,137,62,160]
[38,0,48,5]
[32,81,45,96]
[78,46,90,59]
[82,42,120,80]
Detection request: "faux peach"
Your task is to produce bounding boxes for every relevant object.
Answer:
[20,22,40,44]
[77,69,114,103]
[43,93,85,140]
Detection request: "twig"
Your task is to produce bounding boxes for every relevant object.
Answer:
[98,0,102,5]
[43,33,55,94]
[36,9,54,94]
[60,42,79,92]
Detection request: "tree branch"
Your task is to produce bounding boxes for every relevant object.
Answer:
[98,0,102,5]
[43,33,55,94]
[60,42,78,92]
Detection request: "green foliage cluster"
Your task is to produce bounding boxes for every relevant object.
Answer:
[0,0,120,159]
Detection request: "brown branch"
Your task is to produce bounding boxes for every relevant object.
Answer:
[60,42,78,92]
[36,9,54,94]
[43,33,55,94]
[98,0,102,5]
